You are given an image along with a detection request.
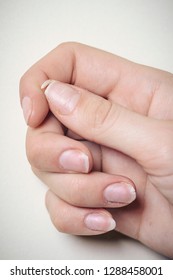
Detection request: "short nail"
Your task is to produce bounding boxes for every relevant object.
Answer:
[104,183,136,204]
[22,96,32,124]
[44,81,80,114]
[84,213,116,232]
[59,150,89,173]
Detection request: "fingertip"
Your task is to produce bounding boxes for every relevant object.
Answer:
[19,73,49,127]
[29,94,49,127]
[20,77,50,127]
[45,190,116,235]
[84,212,116,232]
[21,94,49,127]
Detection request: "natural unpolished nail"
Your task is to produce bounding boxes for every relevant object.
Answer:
[44,81,80,114]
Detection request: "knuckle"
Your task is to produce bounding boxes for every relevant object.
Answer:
[53,216,67,233]
[57,41,74,50]
[65,176,85,206]
[93,100,112,129]
[160,136,173,163]
[19,73,26,87]
[57,41,80,51]
[19,71,30,93]
[93,99,112,128]
[45,190,51,210]
[161,124,173,155]
[52,210,70,234]
[45,191,69,233]
[31,166,39,176]
[154,122,173,172]
[90,99,118,141]
[26,133,42,169]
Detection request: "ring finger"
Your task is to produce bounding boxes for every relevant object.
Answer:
[45,190,116,235]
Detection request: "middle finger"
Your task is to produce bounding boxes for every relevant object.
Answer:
[34,169,136,208]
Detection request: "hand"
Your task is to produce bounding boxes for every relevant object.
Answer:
[20,43,173,258]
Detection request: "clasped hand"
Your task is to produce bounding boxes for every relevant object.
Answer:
[20,43,173,258]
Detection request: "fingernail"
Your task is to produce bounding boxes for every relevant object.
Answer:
[22,96,32,124]
[84,213,116,232]
[41,79,56,89]
[44,81,80,114]
[104,183,136,204]
[59,150,89,173]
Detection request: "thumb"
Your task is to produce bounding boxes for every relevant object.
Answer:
[43,80,172,175]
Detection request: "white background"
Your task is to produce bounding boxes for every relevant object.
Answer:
[0,0,173,260]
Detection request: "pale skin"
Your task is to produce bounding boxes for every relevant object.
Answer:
[20,42,173,258]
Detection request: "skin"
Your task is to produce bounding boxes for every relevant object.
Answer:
[20,42,173,258]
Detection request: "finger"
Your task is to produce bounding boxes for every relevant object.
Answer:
[44,81,173,172]
[45,190,116,235]
[34,170,136,208]
[110,185,173,258]
[26,114,93,173]
[20,42,135,127]
[20,69,49,127]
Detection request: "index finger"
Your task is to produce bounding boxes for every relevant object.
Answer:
[20,42,131,127]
